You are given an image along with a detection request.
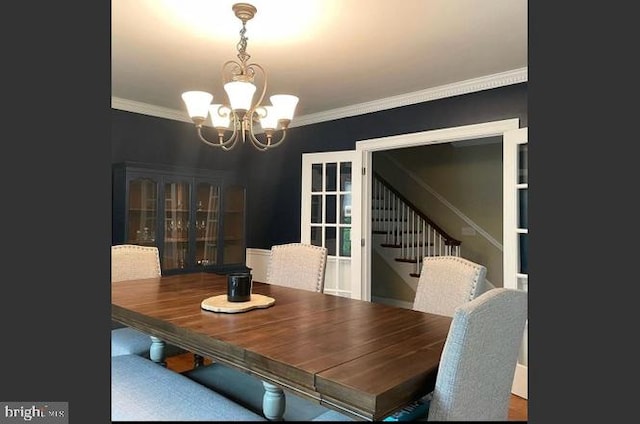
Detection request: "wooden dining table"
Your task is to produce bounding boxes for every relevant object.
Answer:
[111,272,452,421]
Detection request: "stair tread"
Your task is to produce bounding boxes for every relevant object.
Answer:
[380,243,434,248]
[395,258,419,263]
[371,230,422,235]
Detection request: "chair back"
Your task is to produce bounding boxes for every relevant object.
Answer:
[111,244,161,283]
[428,288,527,421]
[266,243,328,293]
[412,255,488,317]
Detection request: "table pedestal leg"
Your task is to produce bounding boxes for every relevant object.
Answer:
[149,336,166,367]
[262,381,285,421]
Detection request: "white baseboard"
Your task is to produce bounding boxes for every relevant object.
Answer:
[511,363,528,399]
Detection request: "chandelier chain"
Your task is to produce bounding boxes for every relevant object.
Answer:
[236,22,251,69]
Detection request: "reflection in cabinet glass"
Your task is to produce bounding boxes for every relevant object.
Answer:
[164,180,190,270]
[113,162,246,275]
[196,182,220,267]
[126,178,157,245]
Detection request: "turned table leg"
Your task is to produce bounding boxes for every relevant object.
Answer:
[149,336,167,367]
[262,381,285,421]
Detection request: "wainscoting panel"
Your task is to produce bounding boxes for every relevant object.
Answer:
[246,248,270,283]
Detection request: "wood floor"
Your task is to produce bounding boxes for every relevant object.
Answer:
[166,353,528,421]
[508,393,528,421]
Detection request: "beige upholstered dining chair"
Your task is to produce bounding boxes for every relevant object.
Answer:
[412,255,490,317]
[111,244,183,361]
[266,242,328,293]
[111,244,161,283]
[426,288,528,421]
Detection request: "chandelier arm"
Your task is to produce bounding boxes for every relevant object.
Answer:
[220,141,236,152]
[222,60,243,86]
[262,130,287,149]
[246,63,267,112]
[224,113,242,146]
[246,127,269,151]
[197,127,236,150]
[195,115,241,149]
[246,124,288,151]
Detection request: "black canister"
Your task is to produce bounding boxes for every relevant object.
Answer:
[227,272,252,302]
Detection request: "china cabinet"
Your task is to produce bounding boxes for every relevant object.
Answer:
[112,162,246,274]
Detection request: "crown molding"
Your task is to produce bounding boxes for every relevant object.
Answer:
[112,67,527,128]
[291,68,527,127]
[111,98,193,124]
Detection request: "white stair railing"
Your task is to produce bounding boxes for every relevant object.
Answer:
[373,174,461,276]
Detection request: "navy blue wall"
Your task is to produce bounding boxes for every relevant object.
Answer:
[112,82,527,249]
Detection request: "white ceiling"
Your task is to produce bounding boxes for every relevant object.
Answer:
[112,0,528,127]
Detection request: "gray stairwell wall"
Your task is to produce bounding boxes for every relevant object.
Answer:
[371,139,503,304]
[372,250,416,304]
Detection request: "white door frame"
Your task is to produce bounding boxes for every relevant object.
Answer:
[503,126,528,398]
[355,118,520,302]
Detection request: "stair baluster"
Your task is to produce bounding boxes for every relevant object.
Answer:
[373,173,462,278]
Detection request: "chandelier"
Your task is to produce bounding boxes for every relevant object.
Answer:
[181,3,299,151]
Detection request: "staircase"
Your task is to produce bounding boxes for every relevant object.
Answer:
[372,173,461,280]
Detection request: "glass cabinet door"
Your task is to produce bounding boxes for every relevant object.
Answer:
[114,163,248,274]
[127,177,157,245]
[222,185,245,265]
[163,180,190,270]
[195,181,220,267]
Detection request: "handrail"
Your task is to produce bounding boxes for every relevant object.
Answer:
[374,172,461,247]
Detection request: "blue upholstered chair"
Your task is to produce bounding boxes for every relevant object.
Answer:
[426,287,528,421]
[112,354,266,421]
[111,244,183,361]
